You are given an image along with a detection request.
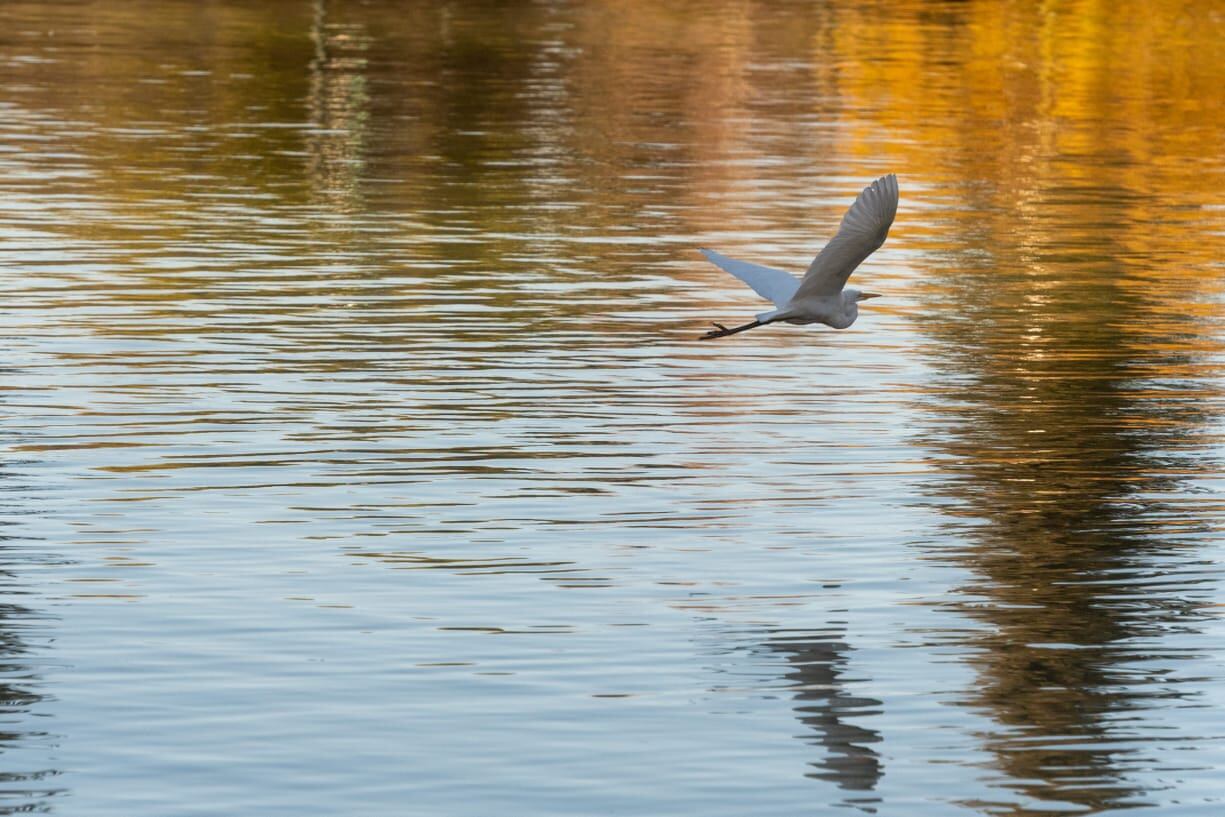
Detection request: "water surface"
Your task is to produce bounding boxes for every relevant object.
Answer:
[3,1,1225,814]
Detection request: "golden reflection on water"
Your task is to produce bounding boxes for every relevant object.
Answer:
[3,1,1225,814]
[4,1,1221,329]
[869,5,1225,809]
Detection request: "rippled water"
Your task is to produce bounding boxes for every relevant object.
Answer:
[3,1,1225,814]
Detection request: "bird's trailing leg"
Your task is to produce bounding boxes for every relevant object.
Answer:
[700,319,762,340]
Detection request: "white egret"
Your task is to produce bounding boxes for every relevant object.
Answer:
[698,173,899,339]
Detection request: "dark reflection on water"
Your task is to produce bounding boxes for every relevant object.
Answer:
[914,175,1225,812]
[0,463,60,813]
[763,627,884,807]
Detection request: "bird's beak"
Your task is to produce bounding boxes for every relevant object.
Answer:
[858,292,882,300]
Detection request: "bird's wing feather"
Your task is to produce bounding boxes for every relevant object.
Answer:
[792,174,898,300]
[699,248,800,307]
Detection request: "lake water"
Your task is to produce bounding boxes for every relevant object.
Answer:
[3,1,1225,814]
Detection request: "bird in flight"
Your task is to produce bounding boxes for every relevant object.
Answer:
[698,174,899,340]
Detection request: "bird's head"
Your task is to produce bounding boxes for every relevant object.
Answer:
[847,289,882,303]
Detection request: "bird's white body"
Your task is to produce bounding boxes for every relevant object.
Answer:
[699,174,898,339]
[756,290,868,330]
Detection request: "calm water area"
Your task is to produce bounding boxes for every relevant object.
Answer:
[3,1,1225,814]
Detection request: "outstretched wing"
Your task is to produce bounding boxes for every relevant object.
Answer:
[791,174,898,300]
[699,248,800,308]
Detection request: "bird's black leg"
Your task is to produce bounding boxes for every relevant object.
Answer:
[699,319,762,340]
